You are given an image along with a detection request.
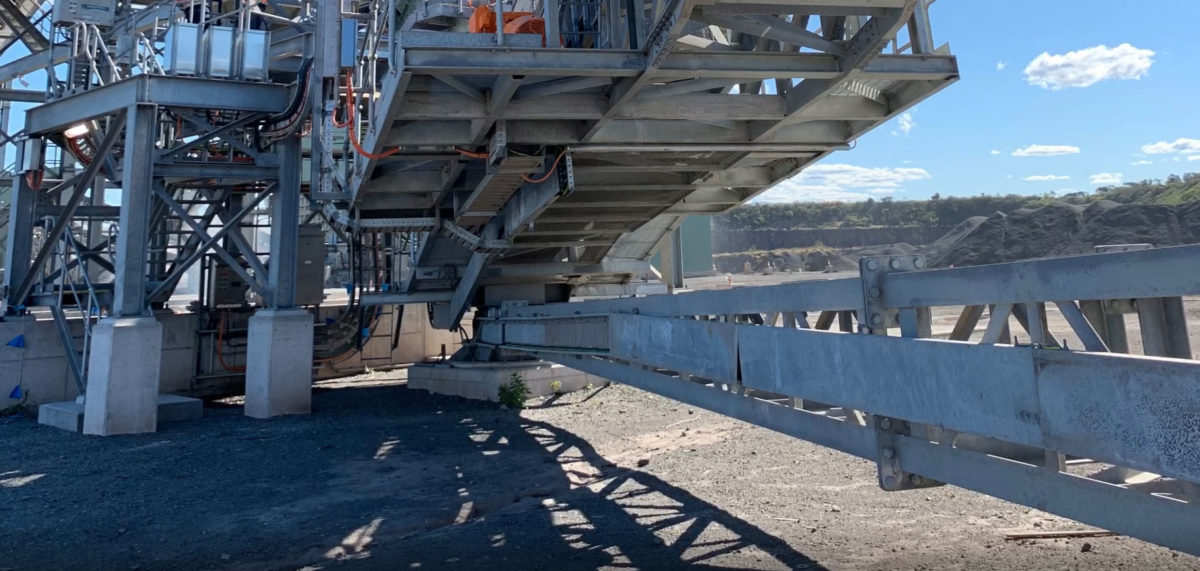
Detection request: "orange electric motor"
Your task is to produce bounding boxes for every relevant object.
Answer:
[469,2,546,44]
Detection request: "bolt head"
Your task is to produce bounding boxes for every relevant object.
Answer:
[909,474,924,486]
[865,259,878,271]
[913,257,926,269]
[878,417,893,430]
[882,446,895,459]
[868,286,882,299]
[883,475,897,488]
[890,258,903,270]
[870,313,885,326]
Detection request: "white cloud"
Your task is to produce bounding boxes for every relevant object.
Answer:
[754,164,930,203]
[891,113,916,137]
[996,61,1007,71]
[1012,144,1081,157]
[989,149,1002,156]
[1024,174,1070,182]
[1090,172,1122,185]
[1024,43,1155,90]
[1130,160,1153,166]
[1190,155,1200,162]
[1140,137,1200,156]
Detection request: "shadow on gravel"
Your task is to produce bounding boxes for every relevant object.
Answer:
[0,381,823,570]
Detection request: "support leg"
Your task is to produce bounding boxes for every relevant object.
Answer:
[245,135,313,418]
[84,104,161,435]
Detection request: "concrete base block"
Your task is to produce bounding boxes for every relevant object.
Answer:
[39,394,204,433]
[245,308,314,419]
[409,361,604,403]
[83,317,163,436]
[38,400,85,432]
[156,394,204,423]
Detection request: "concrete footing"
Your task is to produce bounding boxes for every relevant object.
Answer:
[39,394,203,433]
[244,308,314,418]
[408,361,604,402]
[82,317,163,435]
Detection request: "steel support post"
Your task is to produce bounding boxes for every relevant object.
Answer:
[246,135,313,419]
[112,104,157,317]
[3,174,35,302]
[267,135,301,309]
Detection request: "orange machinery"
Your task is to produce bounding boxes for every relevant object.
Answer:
[468,1,547,44]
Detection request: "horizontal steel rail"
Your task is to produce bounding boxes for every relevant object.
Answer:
[480,247,1200,555]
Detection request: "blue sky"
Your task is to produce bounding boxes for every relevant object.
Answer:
[755,0,1200,203]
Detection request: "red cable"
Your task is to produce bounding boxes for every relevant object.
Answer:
[521,150,567,183]
[332,72,352,128]
[344,76,401,159]
[455,148,489,159]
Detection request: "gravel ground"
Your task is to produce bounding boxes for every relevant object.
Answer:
[2,373,1197,570]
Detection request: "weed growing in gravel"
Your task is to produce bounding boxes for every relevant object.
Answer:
[550,379,562,394]
[498,373,530,409]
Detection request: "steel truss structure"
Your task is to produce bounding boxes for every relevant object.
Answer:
[320,0,958,327]
[479,245,1200,555]
[2,0,1198,556]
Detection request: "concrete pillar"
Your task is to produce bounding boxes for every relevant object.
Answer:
[82,317,163,435]
[244,308,313,418]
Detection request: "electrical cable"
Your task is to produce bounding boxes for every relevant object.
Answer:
[521,149,567,183]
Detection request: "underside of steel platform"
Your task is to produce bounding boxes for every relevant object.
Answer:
[2,0,1199,558]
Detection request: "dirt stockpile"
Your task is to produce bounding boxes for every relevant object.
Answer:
[927,200,1200,267]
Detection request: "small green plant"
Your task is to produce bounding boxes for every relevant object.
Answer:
[549,379,563,394]
[585,382,594,391]
[498,373,530,409]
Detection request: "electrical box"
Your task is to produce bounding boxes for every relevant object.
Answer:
[239,29,270,80]
[165,23,201,75]
[208,260,250,308]
[340,19,357,69]
[16,138,43,173]
[51,0,117,26]
[296,225,326,305]
[205,26,236,78]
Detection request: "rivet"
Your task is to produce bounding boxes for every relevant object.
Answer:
[882,447,895,459]
[870,313,885,326]
[883,475,897,488]
[869,286,882,299]
[865,259,879,271]
[913,257,926,269]
[878,417,893,430]
[890,258,903,270]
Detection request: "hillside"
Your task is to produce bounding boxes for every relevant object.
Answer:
[717,172,1200,231]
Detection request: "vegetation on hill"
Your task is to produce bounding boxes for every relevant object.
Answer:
[717,172,1200,230]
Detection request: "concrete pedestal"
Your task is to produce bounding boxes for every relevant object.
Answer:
[244,308,314,418]
[408,361,604,403]
[83,317,163,435]
[40,394,203,433]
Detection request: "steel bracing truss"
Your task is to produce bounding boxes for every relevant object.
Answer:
[317,0,957,327]
[478,245,1200,555]
[2,0,1199,557]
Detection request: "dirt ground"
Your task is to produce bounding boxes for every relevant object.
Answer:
[2,370,1197,570]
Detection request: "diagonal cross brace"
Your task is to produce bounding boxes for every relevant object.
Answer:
[7,109,126,306]
[146,186,276,302]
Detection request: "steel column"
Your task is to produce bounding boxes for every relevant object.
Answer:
[267,135,301,308]
[112,104,157,317]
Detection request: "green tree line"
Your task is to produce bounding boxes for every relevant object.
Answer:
[717,172,1200,230]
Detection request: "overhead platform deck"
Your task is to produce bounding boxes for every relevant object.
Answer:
[329,0,958,326]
